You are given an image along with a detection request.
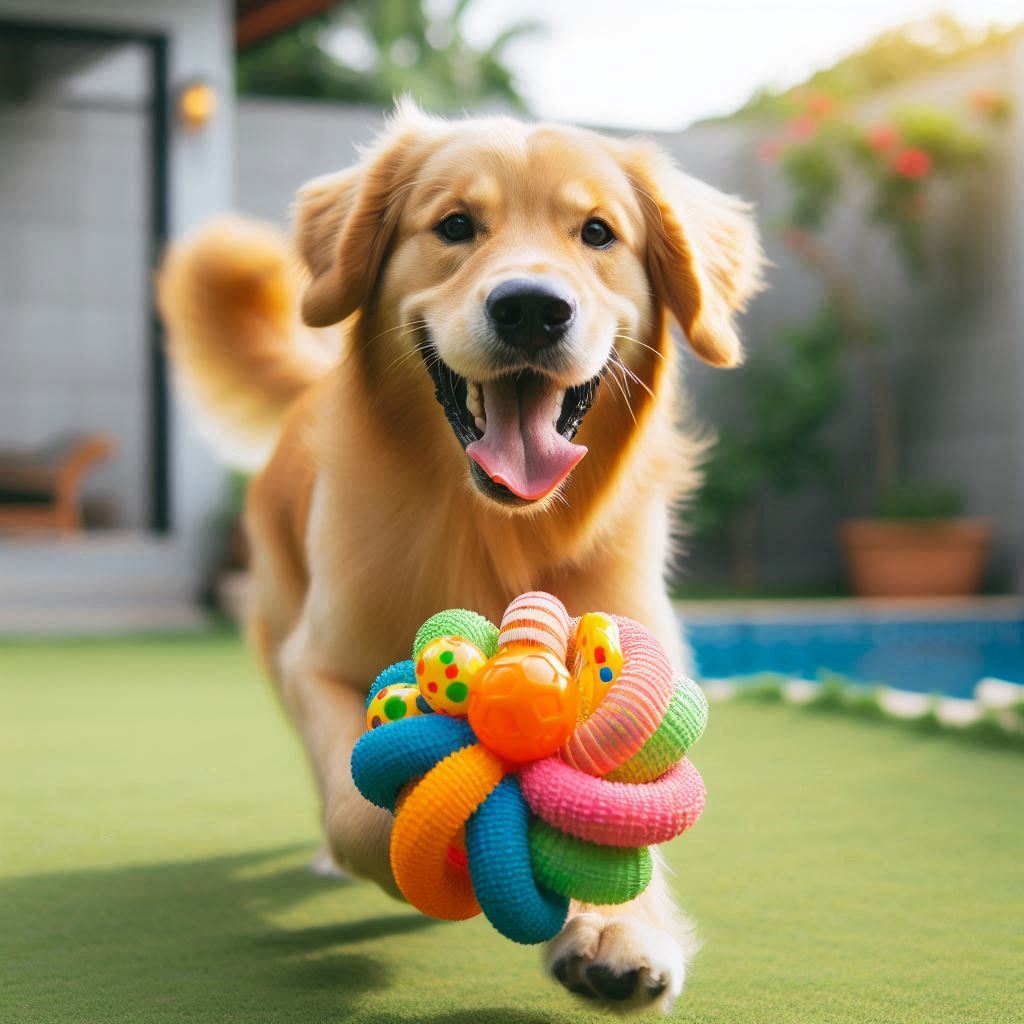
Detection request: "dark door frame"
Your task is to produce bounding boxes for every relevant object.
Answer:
[0,17,171,533]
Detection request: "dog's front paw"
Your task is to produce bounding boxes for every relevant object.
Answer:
[545,911,690,1014]
[308,844,348,878]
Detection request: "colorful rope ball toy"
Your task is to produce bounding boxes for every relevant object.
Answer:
[351,592,708,945]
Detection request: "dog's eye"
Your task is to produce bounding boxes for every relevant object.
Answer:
[436,213,476,243]
[581,218,615,249]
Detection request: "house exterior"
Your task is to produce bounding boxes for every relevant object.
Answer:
[0,0,324,631]
[1,2,1020,634]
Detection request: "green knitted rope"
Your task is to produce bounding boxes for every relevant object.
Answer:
[412,609,500,661]
[605,676,708,784]
[528,820,652,905]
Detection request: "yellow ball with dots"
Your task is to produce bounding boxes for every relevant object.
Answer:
[573,612,624,718]
[365,684,430,731]
[416,635,487,716]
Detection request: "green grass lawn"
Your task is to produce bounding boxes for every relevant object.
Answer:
[2,633,1021,1024]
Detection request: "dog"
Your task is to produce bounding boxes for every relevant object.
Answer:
[159,100,763,1013]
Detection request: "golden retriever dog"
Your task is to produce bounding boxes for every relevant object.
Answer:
[159,100,763,1014]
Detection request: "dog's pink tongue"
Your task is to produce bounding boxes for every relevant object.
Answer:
[467,377,587,501]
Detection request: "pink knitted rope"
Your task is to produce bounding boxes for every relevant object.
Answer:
[519,755,706,847]
[559,616,675,776]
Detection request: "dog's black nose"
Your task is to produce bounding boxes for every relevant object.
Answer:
[486,279,576,351]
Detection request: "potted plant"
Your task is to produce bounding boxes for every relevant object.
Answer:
[757,86,1007,596]
[840,484,992,597]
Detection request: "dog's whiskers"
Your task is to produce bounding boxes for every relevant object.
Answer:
[366,319,429,349]
[549,488,571,511]
[380,343,430,379]
[612,352,655,402]
[614,333,666,363]
[607,358,638,426]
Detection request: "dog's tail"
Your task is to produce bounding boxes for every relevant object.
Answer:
[157,215,335,469]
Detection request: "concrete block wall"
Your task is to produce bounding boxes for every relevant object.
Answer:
[0,54,150,526]
[0,0,233,603]
[234,99,383,224]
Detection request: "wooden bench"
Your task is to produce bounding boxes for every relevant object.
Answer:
[0,435,117,534]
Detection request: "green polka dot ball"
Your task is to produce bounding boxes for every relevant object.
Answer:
[365,683,429,731]
[413,609,499,660]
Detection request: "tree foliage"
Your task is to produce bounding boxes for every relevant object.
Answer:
[237,0,541,111]
[689,306,844,539]
[689,71,1007,574]
[775,101,986,271]
[730,14,1021,121]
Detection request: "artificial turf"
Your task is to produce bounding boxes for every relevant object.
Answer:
[2,632,1021,1024]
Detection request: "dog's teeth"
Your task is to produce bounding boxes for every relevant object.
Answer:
[474,416,486,434]
[466,381,484,421]
[553,389,566,427]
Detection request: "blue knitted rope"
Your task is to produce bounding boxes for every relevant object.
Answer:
[351,714,477,812]
[365,660,418,708]
[466,777,569,944]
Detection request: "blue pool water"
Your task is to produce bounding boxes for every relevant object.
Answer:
[687,615,1024,699]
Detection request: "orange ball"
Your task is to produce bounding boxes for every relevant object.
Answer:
[467,648,579,763]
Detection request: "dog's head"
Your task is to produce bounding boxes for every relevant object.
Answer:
[295,101,762,508]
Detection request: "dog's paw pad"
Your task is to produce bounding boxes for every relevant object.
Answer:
[645,978,668,999]
[568,981,597,1000]
[552,958,571,984]
[586,964,640,1001]
[546,912,688,1013]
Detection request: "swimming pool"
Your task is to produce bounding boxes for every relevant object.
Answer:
[683,602,1024,699]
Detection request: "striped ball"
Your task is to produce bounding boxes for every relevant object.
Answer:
[497,591,570,660]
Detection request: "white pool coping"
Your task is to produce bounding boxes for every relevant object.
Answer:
[701,674,1024,736]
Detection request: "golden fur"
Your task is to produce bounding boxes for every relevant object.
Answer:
[158,101,763,1013]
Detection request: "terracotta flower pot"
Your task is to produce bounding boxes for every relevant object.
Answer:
[839,518,993,597]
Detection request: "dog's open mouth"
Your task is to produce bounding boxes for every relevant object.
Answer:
[422,347,599,504]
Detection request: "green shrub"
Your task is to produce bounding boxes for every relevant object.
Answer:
[876,482,965,520]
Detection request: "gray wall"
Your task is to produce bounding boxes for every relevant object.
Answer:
[234,43,1023,591]
[0,38,151,527]
[236,99,384,224]
[661,45,1023,591]
[0,0,233,602]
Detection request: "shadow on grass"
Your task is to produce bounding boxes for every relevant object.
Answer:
[370,1013,561,1024]
[0,844,462,1024]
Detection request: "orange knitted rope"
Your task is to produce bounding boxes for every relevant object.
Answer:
[389,743,506,920]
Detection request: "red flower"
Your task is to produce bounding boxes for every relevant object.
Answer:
[969,88,1010,121]
[867,123,899,152]
[806,92,837,119]
[787,115,818,141]
[892,147,932,179]
[757,138,784,163]
[970,89,998,114]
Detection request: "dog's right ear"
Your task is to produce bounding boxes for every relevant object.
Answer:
[615,140,765,368]
[294,102,446,327]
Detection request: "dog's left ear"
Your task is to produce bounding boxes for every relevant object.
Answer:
[619,142,764,367]
[295,100,447,327]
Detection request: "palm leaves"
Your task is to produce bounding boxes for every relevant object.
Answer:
[237,0,543,111]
